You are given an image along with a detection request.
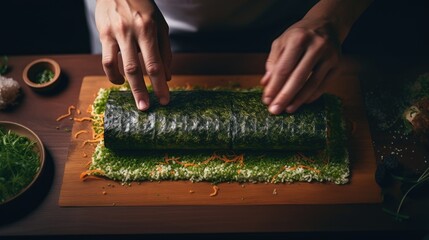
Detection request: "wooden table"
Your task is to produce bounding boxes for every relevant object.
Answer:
[0,54,427,239]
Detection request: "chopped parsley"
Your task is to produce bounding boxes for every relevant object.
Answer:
[0,127,40,203]
[35,69,54,84]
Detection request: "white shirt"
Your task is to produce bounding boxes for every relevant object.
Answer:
[84,0,317,53]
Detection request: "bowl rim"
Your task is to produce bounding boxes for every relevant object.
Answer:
[22,58,61,89]
[0,121,46,205]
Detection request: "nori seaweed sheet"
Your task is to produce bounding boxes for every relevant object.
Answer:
[104,90,327,151]
[231,92,326,150]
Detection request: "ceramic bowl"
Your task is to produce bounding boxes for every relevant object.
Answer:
[0,121,45,205]
[22,58,61,92]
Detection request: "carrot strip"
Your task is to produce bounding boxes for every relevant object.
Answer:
[296,165,321,173]
[56,105,76,121]
[209,185,219,197]
[82,138,103,147]
[201,154,218,164]
[74,130,88,138]
[76,109,81,115]
[80,169,105,181]
[201,152,244,166]
[271,166,286,183]
[80,175,104,181]
[163,154,198,167]
[74,117,92,122]
[183,163,196,167]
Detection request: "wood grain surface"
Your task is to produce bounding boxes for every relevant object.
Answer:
[59,74,381,206]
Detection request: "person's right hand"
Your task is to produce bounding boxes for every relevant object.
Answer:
[95,0,171,110]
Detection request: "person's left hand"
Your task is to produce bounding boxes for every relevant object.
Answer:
[261,18,341,115]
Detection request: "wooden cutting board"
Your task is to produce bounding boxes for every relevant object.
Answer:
[59,75,381,206]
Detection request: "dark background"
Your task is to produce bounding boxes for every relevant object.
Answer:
[0,0,428,56]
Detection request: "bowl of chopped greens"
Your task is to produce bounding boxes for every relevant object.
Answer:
[22,58,61,92]
[0,121,45,205]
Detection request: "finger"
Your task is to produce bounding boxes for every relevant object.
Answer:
[135,15,170,105]
[159,26,172,81]
[261,39,284,86]
[118,38,150,111]
[285,60,332,113]
[262,40,304,106]
[101,37,124,85]
[268,43,325,115]
[306,68,336,103]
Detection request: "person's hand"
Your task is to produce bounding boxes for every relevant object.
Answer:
[95,0,171,110]
[261,18,341,115]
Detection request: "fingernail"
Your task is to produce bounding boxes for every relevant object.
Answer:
[138,100,148,111]
[268,104,282,115]
[262,97,272,105]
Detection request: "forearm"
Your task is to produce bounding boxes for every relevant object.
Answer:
[303,0,373,43]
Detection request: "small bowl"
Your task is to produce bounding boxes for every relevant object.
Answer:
[22,58,61,92]
[0,121,45,205]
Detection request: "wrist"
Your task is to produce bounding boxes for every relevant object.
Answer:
[303,0,373,43]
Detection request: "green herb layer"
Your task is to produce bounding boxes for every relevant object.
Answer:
[88,87,349,184]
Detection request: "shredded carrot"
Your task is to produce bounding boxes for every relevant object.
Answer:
[93,133,104,140]
[295,165,321,173]
[161,151,245,169]
[56,105,76,121]
[83,152,88,158]
[164,154,181,164]
[271,166,287,183]
[82,138,103,147]
[163,154,197,167]
[74,130,88,138]
[201,152,244,166]
[80,169,105,181]
[76,109,81,115]
[74,117,92,122]
[183,163,196,167]
[201,154,218,164]
[209,185,219,197]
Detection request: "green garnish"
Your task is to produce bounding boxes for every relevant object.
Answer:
[0,127,40,203]
[86,86,349,185]
[0,56,7,75]
[35,69,54,84]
